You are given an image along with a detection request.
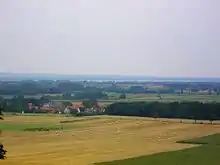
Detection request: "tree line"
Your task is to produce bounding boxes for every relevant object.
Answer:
[1,80,220,95]
[106,101,220,122]
[0,96,49,113]
[0,95,101,113]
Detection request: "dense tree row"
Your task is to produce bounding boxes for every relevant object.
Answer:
[106,102,220,122]
[0,96,49,113]
[0,95,102,113]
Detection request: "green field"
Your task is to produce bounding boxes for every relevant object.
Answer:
[54,94,220,106]
[95,134,220,165]
[109,93,220,102]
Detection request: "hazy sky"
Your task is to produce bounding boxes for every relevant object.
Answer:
[0,0,219,77]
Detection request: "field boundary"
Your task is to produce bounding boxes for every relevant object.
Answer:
[94,133,220,165]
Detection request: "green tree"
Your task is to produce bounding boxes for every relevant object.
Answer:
[82,99,97,108]
[217,89,220,95]
[9,95,25,113]
[0,98,3,119]
[63,101,72,107]
[208,89,212,95]
[0,108,3,120]
[119,93,126,100]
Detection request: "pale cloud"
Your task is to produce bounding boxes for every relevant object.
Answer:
[0,0,219,77]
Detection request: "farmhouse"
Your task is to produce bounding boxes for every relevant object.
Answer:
[64,104,83,114]
[64,103,106,115]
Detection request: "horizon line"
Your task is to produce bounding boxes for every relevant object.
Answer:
[0,72,220,79]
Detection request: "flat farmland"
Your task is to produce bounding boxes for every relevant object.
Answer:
[1,116,220,165]
[64,94,220,106]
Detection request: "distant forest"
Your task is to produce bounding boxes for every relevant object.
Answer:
[0,80,220,96]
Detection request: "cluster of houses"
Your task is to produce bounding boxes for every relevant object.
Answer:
[27,102,106,115]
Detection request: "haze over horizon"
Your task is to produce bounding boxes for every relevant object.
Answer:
[0,0,219,77]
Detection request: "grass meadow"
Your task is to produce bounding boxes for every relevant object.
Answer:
[0,115,220,165]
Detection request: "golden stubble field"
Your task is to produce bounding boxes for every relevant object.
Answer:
[1,115,220,165]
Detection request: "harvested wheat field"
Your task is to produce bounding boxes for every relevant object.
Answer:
[1,115,220,165]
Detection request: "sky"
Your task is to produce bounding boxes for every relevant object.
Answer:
[0,0,219,77]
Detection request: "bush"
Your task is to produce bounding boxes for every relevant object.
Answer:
[23,127,62,132]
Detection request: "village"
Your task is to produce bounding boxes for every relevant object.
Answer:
[27,101,106,115]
